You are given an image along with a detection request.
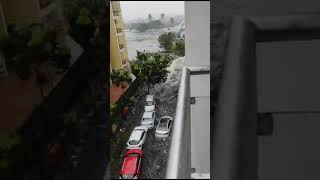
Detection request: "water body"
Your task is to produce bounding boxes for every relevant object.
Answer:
[125,23,184,61]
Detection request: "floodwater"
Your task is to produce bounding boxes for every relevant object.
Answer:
[110,21,186,179]
[110,56,185,179]
[125,23,184,61]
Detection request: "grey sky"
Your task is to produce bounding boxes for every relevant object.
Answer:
[120,1,185,22]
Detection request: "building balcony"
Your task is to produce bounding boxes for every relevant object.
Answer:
[119,44,125,50]
[111,1,121,12]
[116,28,123,34]
[122,57,128,64]
[165,67,210,179]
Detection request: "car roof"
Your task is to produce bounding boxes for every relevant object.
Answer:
[143,111,154,118]
[129,129,144,141]
[146,94,154,101]
[121,156,139,174]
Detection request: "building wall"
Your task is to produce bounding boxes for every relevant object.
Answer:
[1,0,41,25]
[0,1,7,36]
[110,1,130,71]
[185,1,210,67]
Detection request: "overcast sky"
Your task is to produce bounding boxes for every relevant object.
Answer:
[120,1,185,22]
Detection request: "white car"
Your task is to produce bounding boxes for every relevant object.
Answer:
[141,111,156,129]
[126,126,148,150]
[144,94,155,112]
[155,116,173,138]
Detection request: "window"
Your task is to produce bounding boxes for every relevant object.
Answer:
[146,101,153,106]
[129,140,139,145]
[127,153,139,157]
[168,120,172,128]
[140,131,146,141]
[121,174,134,179]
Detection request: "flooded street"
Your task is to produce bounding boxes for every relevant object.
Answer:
[110,16,186,178]
[110,56,185,179]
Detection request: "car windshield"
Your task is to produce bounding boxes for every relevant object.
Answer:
[157,121,168,131]
[129,140,139,145]
[121,174,135,179]
[142,118,151,122]
[127,153,139,157]
[146,101,153,106]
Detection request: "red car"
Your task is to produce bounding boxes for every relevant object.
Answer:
[119,149,144,179]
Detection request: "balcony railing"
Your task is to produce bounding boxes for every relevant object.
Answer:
[165,66,210,179]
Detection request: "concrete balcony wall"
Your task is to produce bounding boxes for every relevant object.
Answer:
[185,1,210,67]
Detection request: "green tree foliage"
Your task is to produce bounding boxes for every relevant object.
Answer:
[111,69,132,92]
[70,7,97,49]
[130,20,164,32]
[172,38,185,56]
[158,32,176,52]
[131,51,172,93]
[0,25,72,97]
[158,32,185,56]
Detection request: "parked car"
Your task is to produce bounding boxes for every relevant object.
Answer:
[144,94,155,112]
[141,111,156,129]
[119,149,144,179]
[126,126,148,149]
[155,116,173,138]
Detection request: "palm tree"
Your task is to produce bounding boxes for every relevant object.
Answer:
[160,13,165,19]
[170,17,174,25]
[148,14,152,21]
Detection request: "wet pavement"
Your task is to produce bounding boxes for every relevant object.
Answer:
[110,57,185,179]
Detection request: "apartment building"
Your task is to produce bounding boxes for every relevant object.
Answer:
[110,1,130,71]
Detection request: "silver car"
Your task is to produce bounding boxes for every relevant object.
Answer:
[141,111,156,129]
[155,116,173,138]
[144,94,155,112]
[126,126,148,149]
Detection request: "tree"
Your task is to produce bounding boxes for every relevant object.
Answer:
[148,14,152,21]
[170,17,174,25]
[70,7,97,50]
[161,13,165,19]
[172,38,185,56]
[1,25,71,99]
[158,32,177,52]
[110,69,132,93]
[131,51,172,93]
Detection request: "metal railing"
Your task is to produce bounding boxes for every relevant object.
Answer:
[165,66,210,179]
